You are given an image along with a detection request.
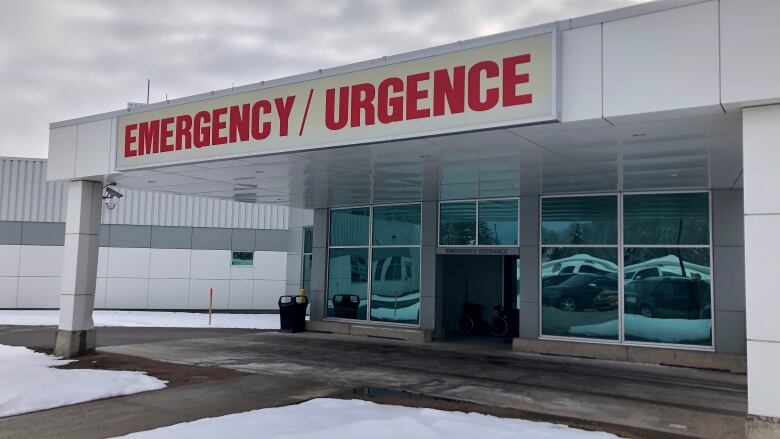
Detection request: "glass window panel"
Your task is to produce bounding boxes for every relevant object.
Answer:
[541,247,619,340]
[303,226,313,253]
[329,208,370,247]
[373,204,421,246]
[370,247,420,324]
[623,248,711,346]
[439,202,477,245]
[327,248,368,320]
[231,251,253,266]
[302,254,312,295]
[624,193,709,245]
[478,200,518,245]
[541,196,618,245]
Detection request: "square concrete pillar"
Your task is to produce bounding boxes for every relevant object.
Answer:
[55,180,103,358]
[743,104,780,437]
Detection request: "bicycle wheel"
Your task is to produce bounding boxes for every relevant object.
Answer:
[491,316,509,337]
[457,314,475,335]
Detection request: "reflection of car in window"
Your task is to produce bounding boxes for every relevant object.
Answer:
[624,277,710,319]
[542,273,617,312]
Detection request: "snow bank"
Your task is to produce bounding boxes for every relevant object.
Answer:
[0,344,166,417]
[115,398,617,439]
[0,310,280,329]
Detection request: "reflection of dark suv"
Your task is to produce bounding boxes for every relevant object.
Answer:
[624,277,710,319]
[542,274,617,312]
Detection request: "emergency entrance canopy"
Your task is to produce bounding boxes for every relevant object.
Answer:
[117,29,557,170]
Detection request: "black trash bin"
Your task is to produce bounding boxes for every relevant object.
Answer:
[332,294,360,319]
[278,295,309,333]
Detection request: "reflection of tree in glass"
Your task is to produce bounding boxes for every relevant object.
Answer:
[441,221,476,245]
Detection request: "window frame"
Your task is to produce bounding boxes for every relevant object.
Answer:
[326,202,422,327]
[437,197,519,247]
[538,190,714,351]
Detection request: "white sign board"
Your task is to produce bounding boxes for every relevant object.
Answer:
[116,31,557,170]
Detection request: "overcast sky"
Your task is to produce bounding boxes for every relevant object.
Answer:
[0,0,646,158]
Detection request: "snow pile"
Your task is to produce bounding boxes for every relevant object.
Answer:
[570,314,711,343]
[0,344,166,417]
[0,310,281,329]
[115,398,617,439]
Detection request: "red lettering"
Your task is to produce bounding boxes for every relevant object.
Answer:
[251,100,271,140]
[211,107,228,145]
[175,115,192,150]
[350,83,375,127]
[160,117,174,152]
[325,87,349,130]
[275,96,295,137]
[406,72,430,120]
[138,120,160,155]
[193,111,211,148]
[433,66,465,116]
[124,124,137,157]
[378,77,404,124]
[502,53,532,106]
[468,61,499,112]
[229,104,250,143]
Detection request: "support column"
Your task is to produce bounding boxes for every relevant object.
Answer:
[419,201,442,338]
[54,180,103,358]
[517,195,540,340]
[743,104,780,437]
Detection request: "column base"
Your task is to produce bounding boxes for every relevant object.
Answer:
[747,415,780,439]
[54,329,96,358]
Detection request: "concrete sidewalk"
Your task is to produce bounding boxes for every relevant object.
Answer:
[100,332,746,438]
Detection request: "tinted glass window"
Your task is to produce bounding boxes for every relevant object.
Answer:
[478,199,518,245]
[327,248,369,320]
[373,204,421,246]
[623,248,711,346]
[542,196,618,245]
[330,208,370,247]
[439,202,476,245]
[541,247,619,340]
[624,193,709,245]
[370,247,420,324]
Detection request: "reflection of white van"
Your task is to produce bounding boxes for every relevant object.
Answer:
[541,254,618,278]
[372,255,418,297]
[624,255,711,282]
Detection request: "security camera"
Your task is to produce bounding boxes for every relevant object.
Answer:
[104,186,123,199]
[103,183,123,210]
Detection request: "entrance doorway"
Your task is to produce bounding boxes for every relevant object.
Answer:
[441,254,519,339]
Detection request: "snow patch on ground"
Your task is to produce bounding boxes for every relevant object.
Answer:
[0,344,166,417]
[114,398,618,439]
[0,310,280,330]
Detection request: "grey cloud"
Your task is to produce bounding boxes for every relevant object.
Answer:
[0,0,645,158]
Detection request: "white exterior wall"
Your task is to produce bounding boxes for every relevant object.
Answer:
[0,158,288,229]
[743,104,780,421]
[0,245,286,310]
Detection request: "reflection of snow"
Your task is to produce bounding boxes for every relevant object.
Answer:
[541,254,617,278]
[569,314,711,344]
[625,255,710,281]
[371,302,419,322]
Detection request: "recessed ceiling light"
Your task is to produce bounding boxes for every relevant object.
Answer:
[670,173,678,177]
